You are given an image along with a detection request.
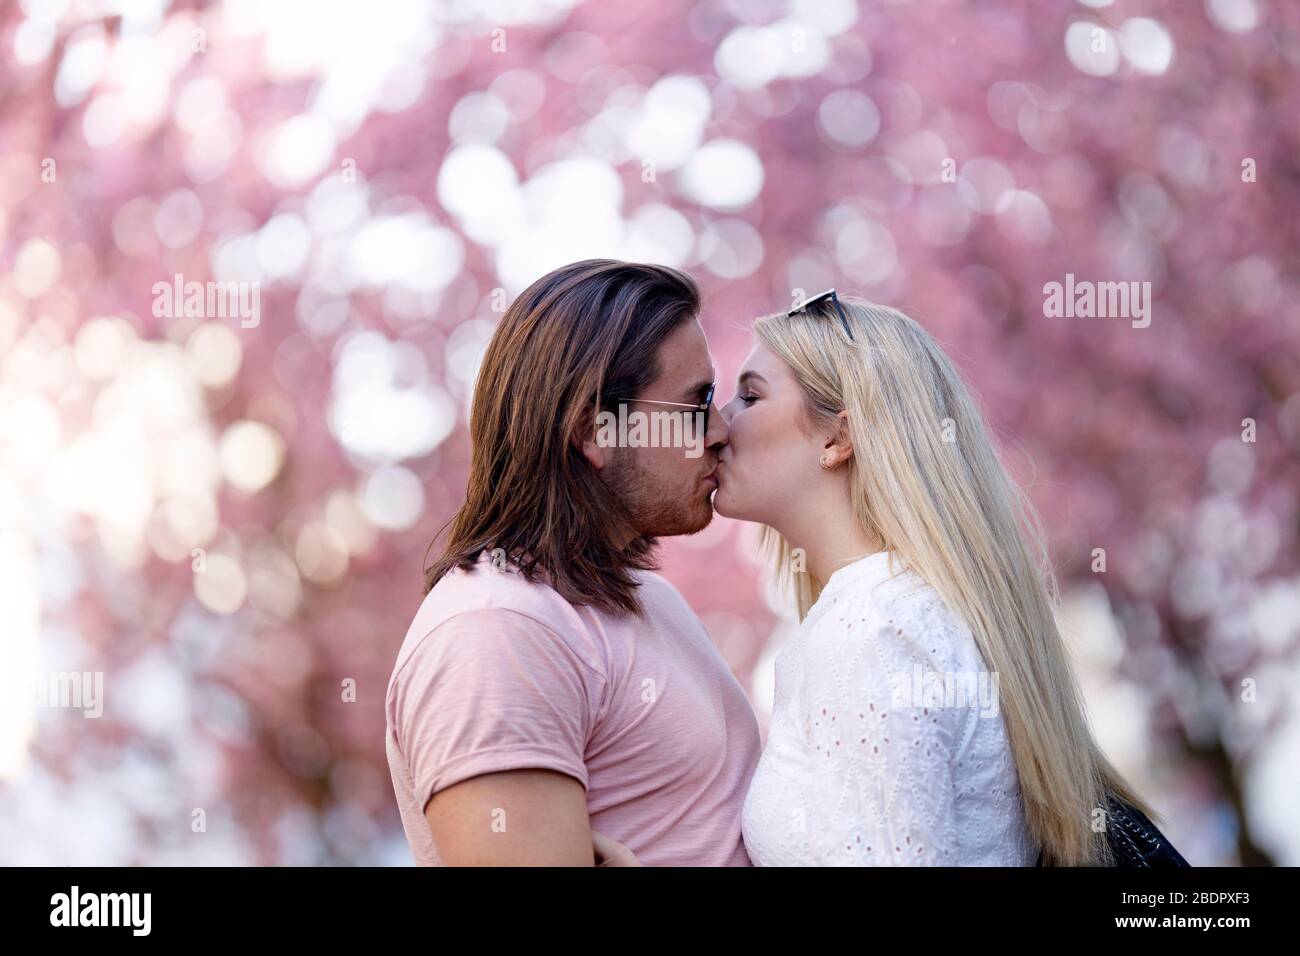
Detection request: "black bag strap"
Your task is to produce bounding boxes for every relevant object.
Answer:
[1032,796,1190,867]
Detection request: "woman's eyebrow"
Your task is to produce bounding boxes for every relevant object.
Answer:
[738,370,767,387]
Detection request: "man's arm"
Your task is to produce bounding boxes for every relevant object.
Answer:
[425,768,595,866]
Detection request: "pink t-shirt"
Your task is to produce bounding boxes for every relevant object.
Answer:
[385,551,762,866]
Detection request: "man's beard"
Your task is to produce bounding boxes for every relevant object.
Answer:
[603,451,714,538]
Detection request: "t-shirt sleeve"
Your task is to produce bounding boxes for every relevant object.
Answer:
[387,607,605,813]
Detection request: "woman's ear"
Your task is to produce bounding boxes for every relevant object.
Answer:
[822,409,854,468]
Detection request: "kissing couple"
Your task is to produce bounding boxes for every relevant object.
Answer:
[385,259,1180,867]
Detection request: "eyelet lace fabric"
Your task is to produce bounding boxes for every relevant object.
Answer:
[741,551,1040,866]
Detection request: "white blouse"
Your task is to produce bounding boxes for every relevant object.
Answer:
[741,551,1039,866]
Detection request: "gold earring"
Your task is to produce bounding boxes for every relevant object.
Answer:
[820,455,831,469]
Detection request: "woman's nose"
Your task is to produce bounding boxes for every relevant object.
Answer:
[706,399,730,446]
[719,395,739,424]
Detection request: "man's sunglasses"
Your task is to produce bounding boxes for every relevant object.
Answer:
[789,288,854,341]
[605,382,716,436]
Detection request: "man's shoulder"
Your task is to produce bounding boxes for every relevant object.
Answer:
[429,555,579,620]
[631,567,701,619]
[392,556,594,673]
[631,565,677,597]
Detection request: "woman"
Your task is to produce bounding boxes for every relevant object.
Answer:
[597,291,1153,866]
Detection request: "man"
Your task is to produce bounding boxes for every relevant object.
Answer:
[385,260,761,865]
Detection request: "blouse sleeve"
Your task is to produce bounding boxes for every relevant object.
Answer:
[800,601,971,866]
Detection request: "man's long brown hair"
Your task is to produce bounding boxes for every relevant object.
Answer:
[423,259,701,615]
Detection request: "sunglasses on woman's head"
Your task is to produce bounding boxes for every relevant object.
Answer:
[789,288,854,341]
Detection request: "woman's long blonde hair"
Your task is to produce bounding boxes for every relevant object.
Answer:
[754,296,1151,866]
